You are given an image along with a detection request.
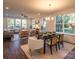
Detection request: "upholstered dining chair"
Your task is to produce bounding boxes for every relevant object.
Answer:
[46,35,59,54]
[19,30,28,38]
[38,32,43,39]
[59,34,64,48]
[29,29,36,36]
[28,36,44,56]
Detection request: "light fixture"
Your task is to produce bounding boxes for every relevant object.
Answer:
[49,3,52,6]
[51,17,54,20]
[46,17,50,20]
[21,13,24,18]
[48,0,52,7]
[46,16,54,21]
[47,17,50,20]
[46,0,54,21]
[5,6,9,10]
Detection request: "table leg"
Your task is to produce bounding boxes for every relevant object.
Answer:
[43,39,46,54]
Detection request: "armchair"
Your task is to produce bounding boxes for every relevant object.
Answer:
[3,30,14,40]
[28,36,44,56]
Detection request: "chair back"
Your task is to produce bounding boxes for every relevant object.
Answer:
[19,30,28,38]
[51,35,58,45]
[59,34,64,41]
[28,37,44,51]
[30,30,36,36]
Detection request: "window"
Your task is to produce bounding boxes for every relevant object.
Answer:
[56,13,75,34]
[35,20,40,29]
[63,13,75,34]
[22,19,27,29]
[7,18,14,30]
[56,15,63,32]
[43,17,46,32]
[7,18,28,30]
[32,19,40,29]
[15,19,21,29]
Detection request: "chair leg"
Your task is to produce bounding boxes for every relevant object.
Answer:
[50,45,52,54]
[61,41,64,47]
[55,44,58,51]
[43,41,46,54]
[58,42,60,50]
[40,48,43,54]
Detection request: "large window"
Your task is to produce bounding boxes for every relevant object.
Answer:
[7,18,28,30]
[63,13,75,34]
[22,19,27,29]
[56,13,75,34]
[43,17,46,32]
[7,18,14,30]
[15,19,21,29]
[56,15,63,32]
[32,19,40,29]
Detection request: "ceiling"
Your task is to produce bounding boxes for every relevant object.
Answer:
[3,0,75,18]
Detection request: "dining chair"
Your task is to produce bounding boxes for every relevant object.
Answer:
[59,34,64,48]
[46,35,59,54]
[19,30,28,38]
[38,32,43,39]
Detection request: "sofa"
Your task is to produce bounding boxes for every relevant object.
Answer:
[3,30,14,40]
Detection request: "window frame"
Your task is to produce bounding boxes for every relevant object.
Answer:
[55,15,63,32]
[55,13,75,35]
[7,18,15,30]
[7,18,28,30]
[22,19,27,29]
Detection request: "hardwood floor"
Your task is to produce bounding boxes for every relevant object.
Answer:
[3,34,28,59]
[3,34,75,59]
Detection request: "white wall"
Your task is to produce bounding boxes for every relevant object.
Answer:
[64,35,75,44]
[46,17,56,32]
[27,19,32,29]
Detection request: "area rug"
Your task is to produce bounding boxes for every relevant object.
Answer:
[21,42,75,59]
[64,48,75,59]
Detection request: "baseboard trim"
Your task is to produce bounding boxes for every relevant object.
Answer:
[64,41,75,45]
